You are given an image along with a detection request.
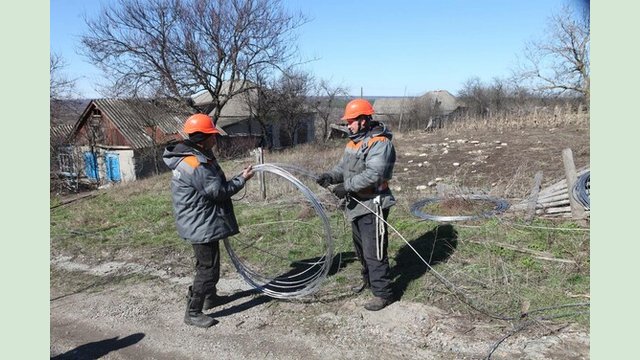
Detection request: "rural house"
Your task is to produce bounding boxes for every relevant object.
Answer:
[57,98,198,187]
[373,90,463,131]
[191,81,315,152]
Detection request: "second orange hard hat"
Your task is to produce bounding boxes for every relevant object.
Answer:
[341,99,375,121]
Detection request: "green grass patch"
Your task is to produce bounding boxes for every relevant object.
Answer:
[50,167,590,327]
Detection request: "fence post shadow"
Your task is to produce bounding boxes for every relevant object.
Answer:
[391,224,459,300]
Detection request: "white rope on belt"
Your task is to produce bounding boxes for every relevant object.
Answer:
[373,195,385,261]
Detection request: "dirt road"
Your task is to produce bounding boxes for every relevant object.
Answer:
[50,255,589,359]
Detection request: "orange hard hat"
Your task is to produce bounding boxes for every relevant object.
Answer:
[183,113,220,135]
[341,99,374,121]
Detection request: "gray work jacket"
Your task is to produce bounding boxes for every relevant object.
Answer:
[325,123,396,221]
[163,141,245,244]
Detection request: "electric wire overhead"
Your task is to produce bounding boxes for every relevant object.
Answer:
[223,163,334,299]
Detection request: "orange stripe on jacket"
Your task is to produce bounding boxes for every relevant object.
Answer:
[346,141,361,150]
[182,156,200,168]
[346,136,388,151]
[367,136,388,147]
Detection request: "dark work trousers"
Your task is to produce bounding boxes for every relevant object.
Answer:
[191,241,221,297]
[351,208,393,300]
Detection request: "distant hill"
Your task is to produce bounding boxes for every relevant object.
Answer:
[51,99,91,126]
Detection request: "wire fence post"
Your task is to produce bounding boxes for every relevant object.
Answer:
[562,148,586,220]
[525,171,544,223]
[255,147,266,199]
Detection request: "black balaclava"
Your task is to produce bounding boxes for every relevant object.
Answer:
[186,132,215,158]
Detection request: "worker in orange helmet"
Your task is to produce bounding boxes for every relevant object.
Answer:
[163,113,254,328]
[316,99,397,311]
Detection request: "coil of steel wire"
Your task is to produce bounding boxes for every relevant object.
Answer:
[223,163,334,299]
[573,171,590,210]
[410,194,510,222]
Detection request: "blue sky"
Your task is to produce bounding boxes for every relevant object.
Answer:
[50,0,575,98]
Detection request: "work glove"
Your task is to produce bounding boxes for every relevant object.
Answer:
[331,183,348,199]
[316,173,333,188]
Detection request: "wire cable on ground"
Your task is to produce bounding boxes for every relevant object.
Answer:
[223,163,334,299]
[350,196,589,321]
[410,195,510,222]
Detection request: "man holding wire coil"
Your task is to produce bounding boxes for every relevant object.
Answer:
[163,113,254,328]
[317,99,397,311]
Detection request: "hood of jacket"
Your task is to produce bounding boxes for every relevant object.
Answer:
[163,140,214,170]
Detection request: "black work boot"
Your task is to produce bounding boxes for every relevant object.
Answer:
[350,281,370,294]
[364,296,393,311]
[184,287,217,328]
[202,292,231,311]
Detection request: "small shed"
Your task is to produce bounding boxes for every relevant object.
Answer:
[60,98,193,186]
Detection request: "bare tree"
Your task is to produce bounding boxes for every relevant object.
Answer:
[80,0,306,123]
[270,70,312,146]
[240,69,278,147]
[50,53,77,101]
[516,5,590,101]
[50,53,79,123]
[488,77,507,114]
[310,79,349,142]
[404,98,434,131]
[458,77,491,117]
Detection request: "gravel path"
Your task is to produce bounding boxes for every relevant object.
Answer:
[50,256,589,359]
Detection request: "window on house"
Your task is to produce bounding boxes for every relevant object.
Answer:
[58,151,76,177]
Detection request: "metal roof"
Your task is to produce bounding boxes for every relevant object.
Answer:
[50,124,74,144]
[75,99,194,149]
[191,80,259,118]
[417,90,460,113]
[373,90,461,116]
[373,97,416,115]
[194,93,258,119]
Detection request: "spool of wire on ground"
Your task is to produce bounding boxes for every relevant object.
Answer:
[410,194,510,222]
[573,171,590,210]
[223,163,334,299]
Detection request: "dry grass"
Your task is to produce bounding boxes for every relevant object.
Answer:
[444,109,589,134]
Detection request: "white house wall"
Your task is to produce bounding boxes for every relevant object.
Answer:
[117,149,136,182]
[77,145,136,184]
